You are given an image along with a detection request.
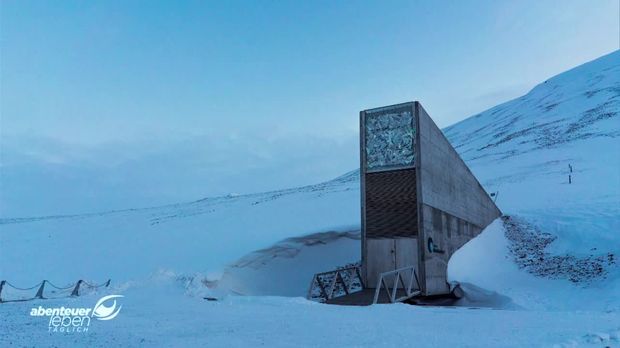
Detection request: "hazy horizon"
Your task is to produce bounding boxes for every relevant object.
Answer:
[1,0,619,217]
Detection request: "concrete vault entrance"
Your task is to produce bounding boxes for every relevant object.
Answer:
[309,101,501,305]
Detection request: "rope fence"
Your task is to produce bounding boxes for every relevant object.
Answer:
[0,279,111,303]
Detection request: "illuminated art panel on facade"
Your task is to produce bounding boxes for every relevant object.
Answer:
[364,109,415,171]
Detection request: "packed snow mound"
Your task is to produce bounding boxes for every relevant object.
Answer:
[218,230,360,296]
[449,219,619,311]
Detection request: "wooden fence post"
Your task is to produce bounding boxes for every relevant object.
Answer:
[0,280,5,303]
[35,280,46,299]
[71,280,83,297]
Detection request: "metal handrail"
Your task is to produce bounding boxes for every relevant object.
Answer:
[307,266,364,302]
[372,265,420,304]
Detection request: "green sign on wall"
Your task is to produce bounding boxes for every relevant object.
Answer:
[364,109,416,171]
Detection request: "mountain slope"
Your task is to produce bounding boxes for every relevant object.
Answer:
[445,51,619,163]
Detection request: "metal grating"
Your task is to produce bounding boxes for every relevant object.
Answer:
[364,168,418,238]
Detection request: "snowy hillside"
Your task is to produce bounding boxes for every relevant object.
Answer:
[1,51,619,347]
[444,50,619,245]
[0,170,360,287]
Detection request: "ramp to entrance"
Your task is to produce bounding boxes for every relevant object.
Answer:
[326,288,415,306]
[308,266,421,306]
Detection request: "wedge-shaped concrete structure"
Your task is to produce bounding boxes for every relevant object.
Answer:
[360,101,501,296]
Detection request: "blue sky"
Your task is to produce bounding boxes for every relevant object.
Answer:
[1,0,619,216]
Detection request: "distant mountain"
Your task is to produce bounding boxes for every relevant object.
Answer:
[445,50,619,162]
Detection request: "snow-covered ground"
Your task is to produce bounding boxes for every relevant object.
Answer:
[0,171,360,287]
[1,276,619,347]
[1,51,619,346]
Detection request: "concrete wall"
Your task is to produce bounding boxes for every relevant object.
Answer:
[415,102,501,295]
[360,103,419,288]
[359,101,500,296]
